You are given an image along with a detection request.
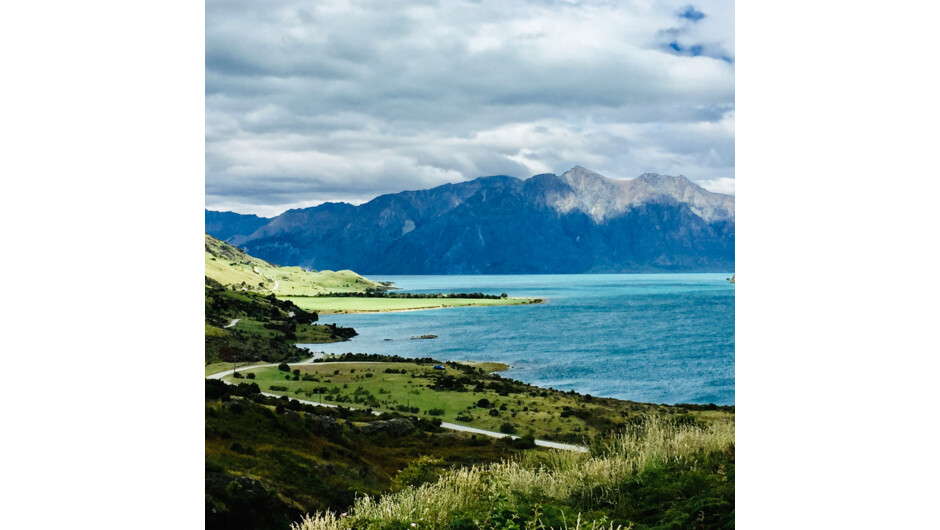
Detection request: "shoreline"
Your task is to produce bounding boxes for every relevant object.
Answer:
[301,297,545,315]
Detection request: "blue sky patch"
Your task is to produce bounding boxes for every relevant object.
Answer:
[678,6,706,22]
[667,41,704,57]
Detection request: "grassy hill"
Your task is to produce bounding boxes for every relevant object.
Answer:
[205,233,385,296]
[293,414,734,530]
[206,380,534,530]
[204,276,357,365]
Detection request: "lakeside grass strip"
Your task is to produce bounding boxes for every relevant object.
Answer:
[280,296,542,313]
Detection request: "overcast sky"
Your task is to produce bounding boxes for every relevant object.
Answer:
[206,0,734,217]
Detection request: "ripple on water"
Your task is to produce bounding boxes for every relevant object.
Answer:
[299,274,735,405]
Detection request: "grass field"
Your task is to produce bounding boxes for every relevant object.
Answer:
[205,233,384,296]
[281,296,543,314]
[219,361,730,443]
[205,361,268,377]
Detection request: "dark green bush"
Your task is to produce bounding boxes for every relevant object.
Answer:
[511,434,536,449]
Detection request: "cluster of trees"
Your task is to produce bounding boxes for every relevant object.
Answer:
[430,374,475,392]
[316,289,508,299]
[209,331,307,365]
[314,353,439,364]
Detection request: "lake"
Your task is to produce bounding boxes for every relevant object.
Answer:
[300,274,734,405]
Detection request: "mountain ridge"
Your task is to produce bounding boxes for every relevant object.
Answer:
[206,168,734,274]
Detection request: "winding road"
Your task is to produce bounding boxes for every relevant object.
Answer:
[209,362,588,452]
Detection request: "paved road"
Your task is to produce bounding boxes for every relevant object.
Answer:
[209,361,588,452]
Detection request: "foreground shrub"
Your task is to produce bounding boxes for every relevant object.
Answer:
[292,415,734,530]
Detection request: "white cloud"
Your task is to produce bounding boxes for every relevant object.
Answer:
[206,0,734,214]
[699,177,736,195]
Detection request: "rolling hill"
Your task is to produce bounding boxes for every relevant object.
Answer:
[205,233,385,296]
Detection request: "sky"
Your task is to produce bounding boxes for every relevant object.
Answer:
[206,0,734,217]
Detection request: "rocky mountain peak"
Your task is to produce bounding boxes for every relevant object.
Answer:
[549,167,733,223]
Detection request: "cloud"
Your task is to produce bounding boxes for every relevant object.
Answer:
[206,0,735,215]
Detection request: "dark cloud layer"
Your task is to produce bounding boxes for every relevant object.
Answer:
[206,0,734,216]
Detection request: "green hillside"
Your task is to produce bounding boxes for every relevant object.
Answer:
[206,379,532,530]
[207,360,734,530]
[204,276,357,365]
[205,233,385,296]
[293,414,734,530]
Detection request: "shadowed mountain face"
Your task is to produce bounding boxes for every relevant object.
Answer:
[204,210,271,245]
[206,168,734,274]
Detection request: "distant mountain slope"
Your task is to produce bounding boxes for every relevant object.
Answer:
[205,167,734,274]
[204,234,384,295]
[205,210,271,245]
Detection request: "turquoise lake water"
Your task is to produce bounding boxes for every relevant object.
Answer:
[301,274,734,405]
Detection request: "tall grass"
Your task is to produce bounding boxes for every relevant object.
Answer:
[292,415,734,530]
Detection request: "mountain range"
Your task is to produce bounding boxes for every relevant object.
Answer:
[205,167,734,274]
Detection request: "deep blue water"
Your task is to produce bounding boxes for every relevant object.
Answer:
[300,274,734,405]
